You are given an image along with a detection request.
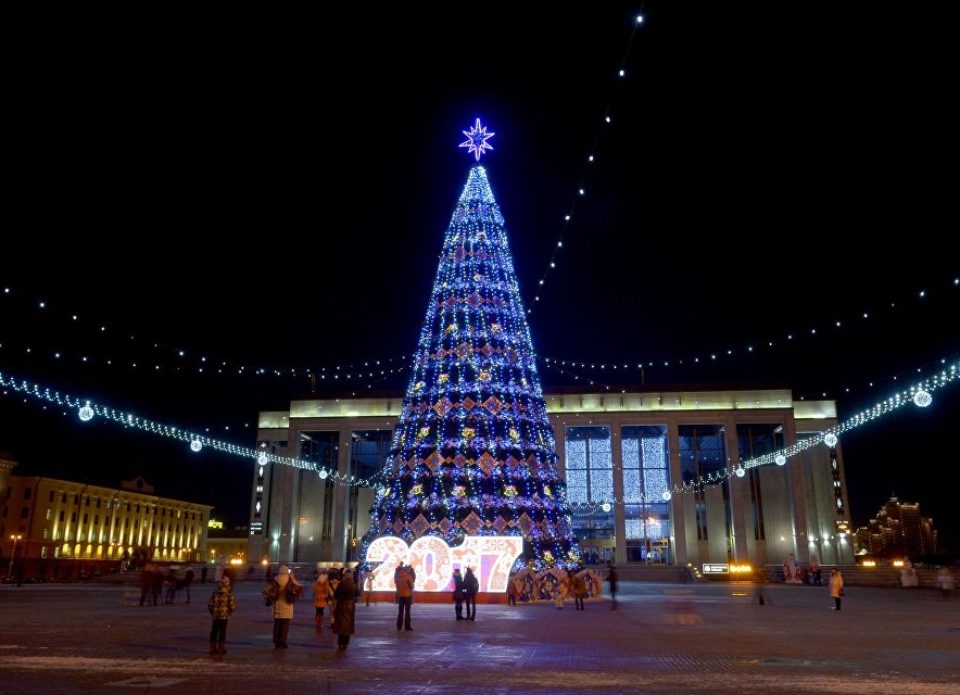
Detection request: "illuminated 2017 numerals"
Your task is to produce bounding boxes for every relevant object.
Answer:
[366,535,523,593]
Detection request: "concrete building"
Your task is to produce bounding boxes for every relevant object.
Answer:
[249,387,854,569]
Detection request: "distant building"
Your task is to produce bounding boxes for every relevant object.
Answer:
[854,495,938,557]
[1,456,212,578]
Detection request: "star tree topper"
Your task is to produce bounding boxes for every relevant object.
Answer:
[459,118,495,160]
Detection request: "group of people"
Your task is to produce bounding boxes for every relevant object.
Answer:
[311,566,362,650]
[138,564,195,606]
[451,566,479,620]
[201,562,624,656]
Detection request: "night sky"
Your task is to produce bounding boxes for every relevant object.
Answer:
[2,4,957,546]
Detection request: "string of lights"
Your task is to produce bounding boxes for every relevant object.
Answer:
[0,368,383,489]
[526,10,648,315]
[561,356,959,512]
[1,284,412,381]
[7,275,954,393]
[541,275,960,386]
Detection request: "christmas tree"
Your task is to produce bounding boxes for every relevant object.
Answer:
[361,121,580,572]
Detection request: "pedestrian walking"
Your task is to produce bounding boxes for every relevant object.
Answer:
[936,566,954,600]
[607,563,618,610]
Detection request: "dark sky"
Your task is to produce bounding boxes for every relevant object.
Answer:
[2,4,957,546]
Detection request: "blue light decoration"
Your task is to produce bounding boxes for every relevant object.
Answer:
[458,118,495,161]
[359,133,580,572]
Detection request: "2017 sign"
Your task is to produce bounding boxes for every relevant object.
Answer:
[366,536,524,593]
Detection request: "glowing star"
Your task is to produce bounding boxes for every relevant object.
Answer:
[418,426,431,439]
[462,427,477,441]
[459,118,495,160]
[411,485,423,496]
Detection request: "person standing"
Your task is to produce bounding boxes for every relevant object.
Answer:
[364,571,374,606]
[207,575,236,656]
[333,573,356,651]
[395,564,414,631]
[266,565,302,648]
[571,571,587,611]
[452,568,465,620]
[936,566,954,599]
[184,568,195,604]
[201,565,209,584]
[139,564,154,607]
[507,575,519,606]
[463,566,479,621]
[607,563,618,610]
[829,568,844,611]
[313,573,330,631]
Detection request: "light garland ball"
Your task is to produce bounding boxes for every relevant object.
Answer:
[78,405,94,422]
[823,433,838,448]
[601,502,612,513]
[190,438,203,452]
[318,469,329,480]
[913,390,932,408]
[257,452,269,466]
[735,466,745,478]
[775,454,787,467]
[662,491,672,501]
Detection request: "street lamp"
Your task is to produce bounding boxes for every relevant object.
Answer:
[7,534,23,581]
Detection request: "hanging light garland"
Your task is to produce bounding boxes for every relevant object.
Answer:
[527,12,648,315]
[0,369,382,489]
[1,355,956,506]
[540,276,959,386]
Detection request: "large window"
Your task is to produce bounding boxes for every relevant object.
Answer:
[679,424,728,542]
[736,424,785,541]
[565,426,614,541]
[622,425,671,564]
[348,430,391,560]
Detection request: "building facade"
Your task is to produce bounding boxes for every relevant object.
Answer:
[854,496,937,558]
[249,388,854,568]
[1,458,212,570]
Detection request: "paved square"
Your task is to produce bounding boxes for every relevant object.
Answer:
[0,580,957,694]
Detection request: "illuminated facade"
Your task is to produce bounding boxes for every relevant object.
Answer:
[250,387,855,568]
[0,458,211,566]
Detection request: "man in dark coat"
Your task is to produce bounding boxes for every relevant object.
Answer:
[452,568,465,620]
[463,567,479,621]
[607,563,618,610]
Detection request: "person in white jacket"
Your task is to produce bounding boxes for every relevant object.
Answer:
[265,565,302,648]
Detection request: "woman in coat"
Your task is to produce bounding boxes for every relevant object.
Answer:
[313,574,330,630]
[829,568,844,611]
[268,565,302,648]
[332,574,356,651]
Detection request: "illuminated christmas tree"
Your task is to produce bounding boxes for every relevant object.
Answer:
[361,120,579,572]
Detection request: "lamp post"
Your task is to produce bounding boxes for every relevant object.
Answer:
[7,534,23,581]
